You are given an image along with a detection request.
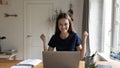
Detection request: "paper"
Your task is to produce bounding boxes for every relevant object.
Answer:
[11,66,31,68]
[17,59,42,66]
[96,64,112,68]
[10,59,42,68]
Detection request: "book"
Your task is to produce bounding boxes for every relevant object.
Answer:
[11,59,42,68]
[11,66,31,68]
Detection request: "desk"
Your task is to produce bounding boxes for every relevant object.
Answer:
[0,60,22,68]
[0,53,16,60]
[0,60,85,68]
[96,60,120,68]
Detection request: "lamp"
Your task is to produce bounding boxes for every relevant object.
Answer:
[0,36,6,53]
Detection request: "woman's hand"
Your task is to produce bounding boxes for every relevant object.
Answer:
[40,34,46,42]
[40,34,47,51]
[80,31,88,59]
[83,31,88,41]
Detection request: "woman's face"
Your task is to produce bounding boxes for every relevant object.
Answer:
[58,18,70,33]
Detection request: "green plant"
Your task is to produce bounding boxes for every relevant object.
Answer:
[87,63,96,68]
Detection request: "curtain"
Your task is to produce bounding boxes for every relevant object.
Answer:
[82,0,90,56]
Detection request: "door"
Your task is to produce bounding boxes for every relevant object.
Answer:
[24,0,54,59]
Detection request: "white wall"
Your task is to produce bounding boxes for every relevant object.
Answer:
[0,0,24,60]
[0,0,83,60]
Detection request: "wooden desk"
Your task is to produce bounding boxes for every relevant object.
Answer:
[0,60,85,68]
[0,60,22,68]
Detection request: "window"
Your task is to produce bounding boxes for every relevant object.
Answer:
[100,0,120,61]
[89,0,120,61]
[110,0,120,61]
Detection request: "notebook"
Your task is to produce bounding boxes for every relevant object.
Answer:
[11,59,42,68]
[42,51,80,68]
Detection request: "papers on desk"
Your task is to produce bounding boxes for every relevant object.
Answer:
[96,64,112,68]
[11,66,31,68]
[11,59,42,68]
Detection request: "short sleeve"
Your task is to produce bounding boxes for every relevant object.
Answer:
[75,33,82,46]
[48,35,56,48]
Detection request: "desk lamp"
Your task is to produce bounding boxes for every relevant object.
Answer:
[0,36,6,53]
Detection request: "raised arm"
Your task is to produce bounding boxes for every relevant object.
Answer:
[40,34,47,51]
[40,34,54,51]
[81,31,88,59]
[76,31,88,59]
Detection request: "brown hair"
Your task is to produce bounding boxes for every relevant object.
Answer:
[55,13,76,35]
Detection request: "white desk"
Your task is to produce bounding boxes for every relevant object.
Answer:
[96,60,120,68]
[0,53,16,60]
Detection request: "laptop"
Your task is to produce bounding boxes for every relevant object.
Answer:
[42,51,80,68]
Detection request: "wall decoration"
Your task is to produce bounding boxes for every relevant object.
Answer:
[4,13,18,17]
[68,3,73,21]
[0,0,8,5]
[48,9,62,24]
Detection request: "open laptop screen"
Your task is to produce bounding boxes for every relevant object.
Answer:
[42,51,80,68]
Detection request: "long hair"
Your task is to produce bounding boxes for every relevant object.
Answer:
[55,13,76,35]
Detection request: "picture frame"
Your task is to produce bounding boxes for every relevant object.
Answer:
[0,0,8,5]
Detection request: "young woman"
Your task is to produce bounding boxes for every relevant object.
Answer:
[40,13,88,59]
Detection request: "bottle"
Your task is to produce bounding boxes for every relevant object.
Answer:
[91,51,97,58]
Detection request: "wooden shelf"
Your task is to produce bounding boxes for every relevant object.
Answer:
[0,53,16,60]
